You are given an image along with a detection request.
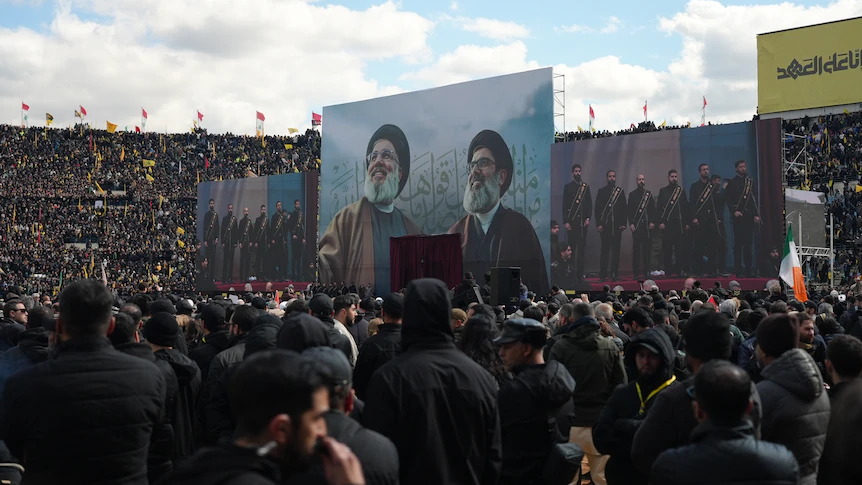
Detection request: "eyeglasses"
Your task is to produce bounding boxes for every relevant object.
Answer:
[366,149,398,165]
[12,307,27,313]
[468,157,496,171]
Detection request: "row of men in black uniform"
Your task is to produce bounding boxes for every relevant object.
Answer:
[201,199,306,283]
[561,160,761,281]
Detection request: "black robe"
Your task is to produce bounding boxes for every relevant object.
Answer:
[448,205,549,295]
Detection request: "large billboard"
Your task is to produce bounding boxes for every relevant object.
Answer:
[319,68,553,295]
[757,17,862,115]
[550,120,784,287]
[196,172,319,290]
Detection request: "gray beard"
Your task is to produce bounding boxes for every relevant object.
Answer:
[365,171,400,205]
[463,171,501,215]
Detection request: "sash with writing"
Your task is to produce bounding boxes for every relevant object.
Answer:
[223,215,235,245]
[273,212,286,239]
[600,186,622,224]
[205,211,218,241]
[257,217,267,242]
[241,219,251,243]
[735,177,753,214]
[660,186,682,221]
[694,182,716,216]
[632,189,652,230]
[566,183,588,221]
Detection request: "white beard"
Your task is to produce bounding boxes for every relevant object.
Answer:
[463,171,501,215]
[365,169,400,205]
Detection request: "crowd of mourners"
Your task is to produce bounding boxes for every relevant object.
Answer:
[1,273,862,485]
[555,120,691,142]
[0,124,321,295]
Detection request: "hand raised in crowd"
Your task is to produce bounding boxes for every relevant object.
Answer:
[320,438,365,485]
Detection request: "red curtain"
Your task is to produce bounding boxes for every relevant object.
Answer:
[755,118,784,263]
[390,234,463,291]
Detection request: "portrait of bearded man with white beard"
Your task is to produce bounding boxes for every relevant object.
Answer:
[319,124,422,293]
[448,130,549,295]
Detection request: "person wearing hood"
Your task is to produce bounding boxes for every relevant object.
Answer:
[496,319,576,485]
[594,169,627,282]
[190,303,231,381]
[593,328,678,485]
[146,312,203,462]
[448,130,549,295]
[309,293,356,365]
[111,312,178,483]
[319,124,422,293]
[0,299,27,353]
[755,314,830,485]
[0,305,52,398]
[547,301,626,485]
[363,278,502,485]
[353,293,403,400]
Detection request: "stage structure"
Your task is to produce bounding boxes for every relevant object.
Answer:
[554,72,566,140]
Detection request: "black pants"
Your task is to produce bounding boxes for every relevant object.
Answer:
[733,219,755,273]
[599,228,622,279]
[255,243,267,277]
[205,241,217,281]
[271,242,287,279]
[662,227,686,275]
[632,233,651,279]
[291,239,304,280]
[693,220,720,274]
[567,226,587,278]
[239,245,251,281]
[222,245,235,282]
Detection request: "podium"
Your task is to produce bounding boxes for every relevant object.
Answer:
[389,234,462,292]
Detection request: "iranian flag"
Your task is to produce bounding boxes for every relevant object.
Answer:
[21,102,29,126]
[589,105,595,131]
[779,224,808,301]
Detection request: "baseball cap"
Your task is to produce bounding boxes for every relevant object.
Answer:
[804,301,818,310]
[494,318,546,345]
[303,346,352,390]
[176,299,195,315]
[151,298,176,315]
[144,312,179,347]
[251,297,267,310]
[381,293,403,316]
[309,293,334,315]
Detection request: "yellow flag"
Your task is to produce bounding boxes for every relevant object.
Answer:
[106,121,117,133]
[288,128,299,134]
[659,120,667,127]
[284,143,293,149]
[158,195,164,210]
[590,126,596,132]
[856,184,862,193]
[120,146,125,161]
[845,108,851,114]
[142,159,156,167]
[94,181,104,192]
[196,171,200,184]
[90,252,95,272]
[577,125,583,132]
[124,202,128,217]
[168,266,174,277]
[176,227,185,235]
[46,113,54,126]
[145,173,155,183]
[177,240,186,248]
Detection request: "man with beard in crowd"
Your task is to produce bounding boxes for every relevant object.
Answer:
[159,350,366,485]
[657,169,690,277]
[594,170,627,282]
[319,124,422,293]
[237,207,254,282]
[220,203,238,283]
[364,279,501,485]
[689,164,721,277]
[270,201,289,280]
[254,204,269,279]
[448,129,549,295]
[203,198,220,283]
[563,164,592,282]
[818,335,862,485]
[0,305,51,397]
[628,174,656,281]
[725,160,761,277]
[288,199,305,281]
[0,299,27,352]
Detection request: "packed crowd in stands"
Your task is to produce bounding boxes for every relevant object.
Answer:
[555,120,691,142]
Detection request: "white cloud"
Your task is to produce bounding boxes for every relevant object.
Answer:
[458,17,530,41]
[400,41,540,86]
[0,0,435,134]
[600,16,622,34]
[449,1,458,10]
[555,24,594,34]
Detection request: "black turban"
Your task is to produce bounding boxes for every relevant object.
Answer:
[366,124,411,198]
[467,129,513,196]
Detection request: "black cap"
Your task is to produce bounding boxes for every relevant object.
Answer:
[176,298,195,315]
[201,303,227,327]
[494,318,546,344]
[309,293,334,315]
[382,293,403,316]
[251,297,267,310]
[151,298,176,315]
[465,272,474,280]
[303,346,352,390]
[144,312,179,347]
[804,300,818,310]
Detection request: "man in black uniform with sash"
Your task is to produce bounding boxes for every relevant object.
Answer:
[288,199,305,280]
[237,207,254,282]
[594,170,627,281]
[689,164,721,276]
[220,203,238,282]
[725,160,760,277]
[562,164,592,281]
[657,169,689,277]
[270,201,288,280]
[253,205,268,279]
[628,174,656,281]
[710,174,730,276]
[203,198,219,283]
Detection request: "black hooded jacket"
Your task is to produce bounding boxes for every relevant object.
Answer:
[155,348,202,460]
[0,318,25,353]
[497,360,575,485]
[363,278,502,485]
[158,443,281,485]
[315,314,355,364]
[190,328,230,381]
[593,328,679,485]
[116,342,178,482]
[353,323,402,400]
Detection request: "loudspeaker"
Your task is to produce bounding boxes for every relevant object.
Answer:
[491,267,521,306]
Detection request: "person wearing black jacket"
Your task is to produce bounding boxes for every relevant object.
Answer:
[656,169,689,276]
[191,303,230,381]
[308,294,355,365]
[594,170,627,281]
[364,278,502,485]
[0,280,166,485]
[0,298,27,353]
[0,305,51,398]
[111,312,178,483]
[353,293,403,400]
[628,174,656,281]
[220,204,238,282]
[689,164,721,276]
[563,164,592,282]
[496,319,576,485]
[593,328,679,485]
[146,312,203,461]
[650,360,798,485]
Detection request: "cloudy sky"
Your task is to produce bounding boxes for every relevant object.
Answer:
[2,0,860,134]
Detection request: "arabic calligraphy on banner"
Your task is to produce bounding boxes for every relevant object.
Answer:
[757,17,862,114]
[323,143,544,235]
